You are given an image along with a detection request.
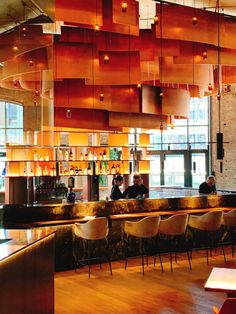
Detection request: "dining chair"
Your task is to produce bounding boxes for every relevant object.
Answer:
[213,298,236,314]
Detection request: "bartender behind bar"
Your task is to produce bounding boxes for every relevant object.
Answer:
[123,174,148,199]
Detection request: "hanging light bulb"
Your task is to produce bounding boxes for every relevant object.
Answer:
[99,93,104,101]
[22,27,27,37]
[192,16,198,25]
[13,80,18,87]
[159,92,163,97]
[94,24,100,32]
[104,54,110,64]
[12,45,19,52]
[208,83,213,91]
[202,50,207,59]
[29,60,34,66]
[66,109,71,118]
[35,90,39,96]
[121,2,127,12]
[137,83,141,88]
[154,15,159,24]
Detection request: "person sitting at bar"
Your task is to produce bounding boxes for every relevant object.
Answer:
[123,174,148,199]
[199,175,217,194]
[110,175,124,200]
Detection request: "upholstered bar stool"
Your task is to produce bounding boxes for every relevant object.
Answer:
[188,210,225,264]
[73,217,112,278]
[155,213,191,272]
[222,208,236,257]
[123,216,161,275]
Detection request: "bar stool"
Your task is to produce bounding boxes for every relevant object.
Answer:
[188,210,226,264]
[222,208,236,257]
[123,216,161,275]
[73,217,112,278]
[155,213,191,272]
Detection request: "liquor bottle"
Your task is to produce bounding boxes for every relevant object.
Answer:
[69,149,73,161]
[88,151,93,160]
[99,152,103,160]
[113,148,118,160]
[111,164,116,174]
[120,161,124,174]
[43,166,48,176]
[103,149,107,160]
[50,167,54,176]
[69,165,74,175]
[23,168,27,176]
[93,151,97,161]
[116,163,120,174]
[130,148,134,160]
[84,153,88,161]
[33,150,38,161]
[58,149,63,160]
[64,150,69,161]
[45,153,49,161]
[80,152,84,161]
[87,165,92,175]
[75,167,79,175]
[95,161,99,174]
[78,167,83,175]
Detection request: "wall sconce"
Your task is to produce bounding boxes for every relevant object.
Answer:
[104,54,110,64]
[121,2,127,12]
[66,109,71,118]
[202,50,207,59]
[192,16,198,25]
[154,15,159,24]
[94,24,100,32]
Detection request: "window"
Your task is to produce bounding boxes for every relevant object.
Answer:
[0,101,24,191]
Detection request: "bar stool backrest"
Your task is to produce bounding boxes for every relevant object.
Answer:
[159,214,188,236]
[124,216,160,238]
[73,217,109,240]
[189,211,222,231]
[222,209,236,227]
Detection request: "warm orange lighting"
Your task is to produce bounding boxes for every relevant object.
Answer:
[99,93,104,101]
[35,90,39,96]
[192,16,198,25]
[208,83,213,91]
[137,83,141,88]
[154,15,159,24]
[203,50,207,59]
[121,2,128,12]
[29,60,34,66]
[104,54,110,64]
[94,24,100,32]
[66,109,71,118]
[12,45,19,51]
[159,92,163,97]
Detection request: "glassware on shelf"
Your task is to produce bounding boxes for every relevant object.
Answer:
[69,149,73,161]
[103,149,107,160]
[33,150,38,161]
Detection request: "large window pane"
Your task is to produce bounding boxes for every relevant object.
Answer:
[189,126,208,149]
[0,101,5,127]
[164,154,185,186]
[6,129,24,144]
[189,97,209,126]
[6,103,23,128]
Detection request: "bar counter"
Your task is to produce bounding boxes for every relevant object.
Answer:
[0,229,55,313]
[1,194,235,271]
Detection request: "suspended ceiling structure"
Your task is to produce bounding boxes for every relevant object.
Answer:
[0,0,235,135]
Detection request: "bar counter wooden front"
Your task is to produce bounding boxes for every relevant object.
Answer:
[1,193,236,271]
[0,229,55,314]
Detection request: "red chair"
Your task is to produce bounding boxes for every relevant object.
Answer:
[213,298,236,314]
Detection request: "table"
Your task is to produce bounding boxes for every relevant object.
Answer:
[205,267,236,294]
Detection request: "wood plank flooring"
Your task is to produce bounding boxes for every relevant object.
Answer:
[55,247,235,314]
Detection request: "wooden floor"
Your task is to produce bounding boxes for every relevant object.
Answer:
[55,247,235,314]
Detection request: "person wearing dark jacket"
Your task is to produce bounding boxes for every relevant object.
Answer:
[199,175,217,194]
[123,174,148,199]
[110,175,124,200]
